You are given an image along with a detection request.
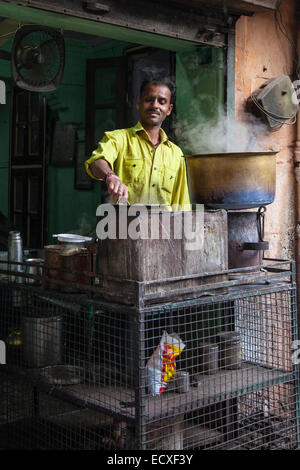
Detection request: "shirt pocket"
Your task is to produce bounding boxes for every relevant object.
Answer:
[122,158,144,183]
[162,167,177,194]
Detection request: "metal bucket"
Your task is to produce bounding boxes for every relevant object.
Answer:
[22,315,63,367]
[185,151,277,209]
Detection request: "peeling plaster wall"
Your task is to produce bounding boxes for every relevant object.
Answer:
[235,0,297,259]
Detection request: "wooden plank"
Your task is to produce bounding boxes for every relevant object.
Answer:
[44,409,114,427]
[183,424,223,448]
[144,364,292,420]
[57,364,292,421]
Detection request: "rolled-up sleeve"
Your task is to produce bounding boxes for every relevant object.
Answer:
[84,131,120,180]
[171,156,191,211]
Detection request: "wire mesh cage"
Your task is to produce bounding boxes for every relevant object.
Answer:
[0,260,299,450]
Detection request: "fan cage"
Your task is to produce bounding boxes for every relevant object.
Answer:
[11,25,65,92]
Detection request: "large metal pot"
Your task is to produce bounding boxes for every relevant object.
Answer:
[185,151,277,209]
[22,315,63,368]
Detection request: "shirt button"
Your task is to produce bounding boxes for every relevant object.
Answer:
[151,149,154,153]
[152,184,155,187]
[154,167,157,170]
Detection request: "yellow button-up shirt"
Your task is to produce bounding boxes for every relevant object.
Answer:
[85,122,190,210]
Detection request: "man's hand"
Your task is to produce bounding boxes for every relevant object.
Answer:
[106,174,128,203]
[89,159,129,203]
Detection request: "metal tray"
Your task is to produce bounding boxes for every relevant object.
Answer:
[37,365,83,385]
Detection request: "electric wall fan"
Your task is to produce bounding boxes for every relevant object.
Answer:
[11,24,65,92]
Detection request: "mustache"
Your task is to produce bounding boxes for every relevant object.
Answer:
[147,109,160,115]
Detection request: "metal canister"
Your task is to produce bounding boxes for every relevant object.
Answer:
[24,258,44,285]
[8,231,23,283]
[216,332,242,370]
[22,315,63,368]
[175,371,190,393]
[200,343,219,374]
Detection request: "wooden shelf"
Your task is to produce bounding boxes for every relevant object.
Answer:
[183,425,223,448]
[44,363,293,421]
[1,362,294,422]
[145,363,293,420]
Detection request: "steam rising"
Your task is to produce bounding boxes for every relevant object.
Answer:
[172,108,276,155]
[69,212,94,236]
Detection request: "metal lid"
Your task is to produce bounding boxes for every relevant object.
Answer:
[9,231,21,238]
[53,233,92,243]
[216,332,241,342]
[200,342,219,350]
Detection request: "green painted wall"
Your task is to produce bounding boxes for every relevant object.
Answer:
[176,46,225,154]
[45,39,132,243]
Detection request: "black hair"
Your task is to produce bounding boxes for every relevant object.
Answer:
[139,76,175,103]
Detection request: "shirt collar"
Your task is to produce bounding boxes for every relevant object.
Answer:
[132,121,171,147]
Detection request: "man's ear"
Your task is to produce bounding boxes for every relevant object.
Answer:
[136,97,140,110]
[167,103,173,116]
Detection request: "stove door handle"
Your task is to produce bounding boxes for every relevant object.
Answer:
[243,241,269,251]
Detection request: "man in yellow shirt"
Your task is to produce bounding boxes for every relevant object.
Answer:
[85,77,190,210]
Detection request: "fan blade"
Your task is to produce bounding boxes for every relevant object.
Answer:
[39,39,59,65]
[22,62,48,85]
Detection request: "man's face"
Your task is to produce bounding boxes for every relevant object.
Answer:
[137,83,173,128]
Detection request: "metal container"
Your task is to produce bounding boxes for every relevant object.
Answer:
[216,332,242,370]
[185,151,277,209]
[200,343,219,374]
[24,258,44,285]
[22,315,63,367]
[8,231,23,282]
[175,371,190,393]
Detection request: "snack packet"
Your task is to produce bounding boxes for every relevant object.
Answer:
[146,330,185,396]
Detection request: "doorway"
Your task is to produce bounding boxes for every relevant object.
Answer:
[126,47,175,134]
[9,87,46,249]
